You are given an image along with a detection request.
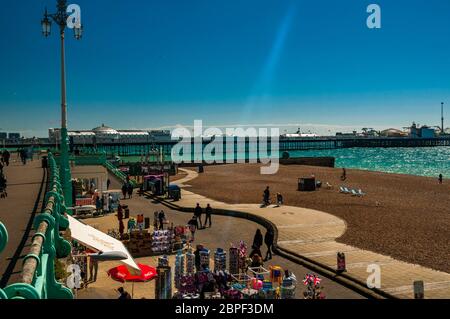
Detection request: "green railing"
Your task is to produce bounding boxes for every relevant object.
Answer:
[64,152,138,188]
[0,153,73,299]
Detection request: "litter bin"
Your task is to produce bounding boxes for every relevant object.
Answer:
[41,156,48,168]
[198,165,204,173]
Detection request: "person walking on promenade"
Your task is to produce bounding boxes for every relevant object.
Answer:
[439,174,443,184]
[158,210,166,230]
[19,148,27,165]
[194,203,203,229]
[107,178,111,190]
[264,229,274,261]
[117,204,123,221]
[95,196,102,215]
[204,204,213,228]
[188,216,199,242]
[127,182,133,199]
[2,150,10,167]
[263,186,270,206]
[88,256,99,283]
[252,229,263,250]
[121,182,128,199]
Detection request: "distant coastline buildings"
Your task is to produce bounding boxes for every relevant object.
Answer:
[48,124,172,145]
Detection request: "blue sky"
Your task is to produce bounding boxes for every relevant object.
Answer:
[1,0,450,137]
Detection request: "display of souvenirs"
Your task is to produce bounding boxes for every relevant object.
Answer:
[223,288,242,299]
[204,292,222,299]
[248,266,270,279]
[181,293,200,299]
[185,248,195,274]
[280,272,296,299]
[179,274,197,294]
[229,247,239,275]
[175,251,185,289]
[158,255,170,267]
[302,273,325,299]
[199,249,210,270]
[152,230,174,253]
[270,266,283,285]
[123,228,176,257]
[229,241,247,274]
[155,265,172,299]
[168,240,299,300]
[237,241,248,272]
[214,248,226,272]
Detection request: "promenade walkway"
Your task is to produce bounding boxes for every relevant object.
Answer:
[77,172,363,299]
[168,169,450,299]
[0,156,45,287]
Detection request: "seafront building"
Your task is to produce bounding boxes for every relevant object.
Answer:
[49,124,172,145]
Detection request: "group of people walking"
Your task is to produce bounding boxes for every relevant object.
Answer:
[262,186,283,207]
[187,203,214,241]
[121,180,134,199]
[250,228,275,267]
[17,148,31,165]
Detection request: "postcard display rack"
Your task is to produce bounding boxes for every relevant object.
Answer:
[171,241,297,299]
[155,256,172,299]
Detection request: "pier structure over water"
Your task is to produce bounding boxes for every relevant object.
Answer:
[4,136,450,157]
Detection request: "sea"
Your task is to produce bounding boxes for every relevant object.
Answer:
[119,146,450,179]
[5,146,449,178]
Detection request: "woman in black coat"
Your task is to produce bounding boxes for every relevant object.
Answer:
[252,229,263,250]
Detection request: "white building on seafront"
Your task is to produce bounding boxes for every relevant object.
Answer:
[49,124,172,145]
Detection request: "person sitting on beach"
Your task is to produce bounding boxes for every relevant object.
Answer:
[276,193,283,206]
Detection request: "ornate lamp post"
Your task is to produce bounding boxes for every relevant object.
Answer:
[41,0,83,211]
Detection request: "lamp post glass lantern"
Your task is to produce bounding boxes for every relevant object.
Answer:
[41,11,51,37]
[41,0,83,212]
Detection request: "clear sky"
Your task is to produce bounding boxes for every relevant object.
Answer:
[1,0,450,137]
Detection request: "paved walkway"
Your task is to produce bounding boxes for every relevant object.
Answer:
[77,173,364,299]
[0,156,45,287]
[169,169,450,299]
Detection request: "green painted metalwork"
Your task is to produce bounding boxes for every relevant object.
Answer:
[1,153,73,299]
[0,222,8,299]
[63,151,138,187]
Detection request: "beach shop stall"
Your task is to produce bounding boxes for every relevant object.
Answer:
[143,174,165,195]
[166,241,302,300]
